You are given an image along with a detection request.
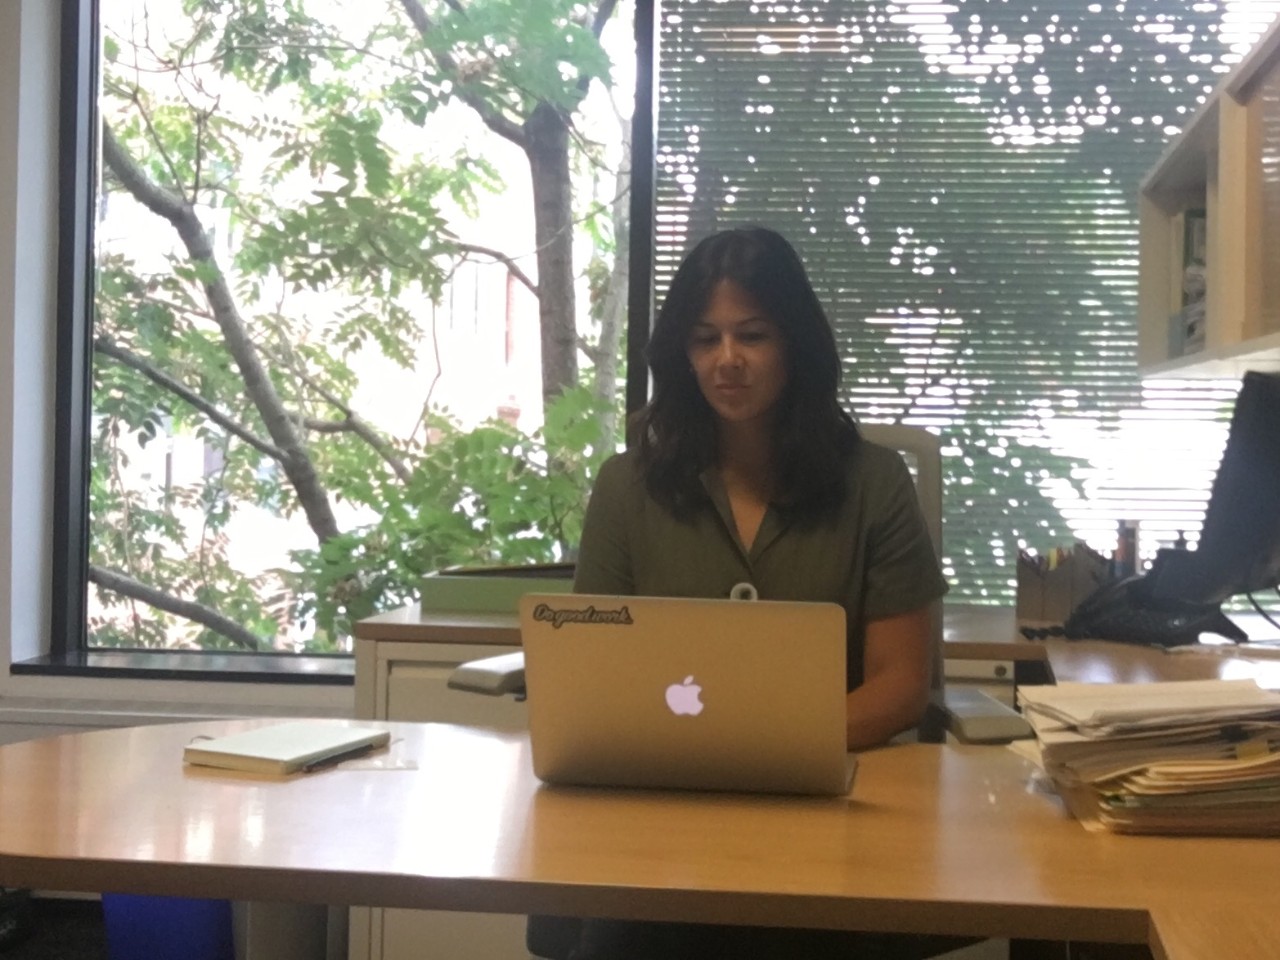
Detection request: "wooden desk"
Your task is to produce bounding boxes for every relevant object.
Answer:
[354,605,523,646]
[356,600,1280,686]
[354,601,1042,657]
[0,719,1274,960]
[943,604,1280,685]
[349,604,1280,958]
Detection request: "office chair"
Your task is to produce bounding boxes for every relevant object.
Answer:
[861,425,1029,746]
[857,423,948,743]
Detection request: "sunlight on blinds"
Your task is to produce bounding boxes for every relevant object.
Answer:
[654,0,1280,604]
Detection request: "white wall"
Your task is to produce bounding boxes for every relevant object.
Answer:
[0,0,56,671]
[0,0,351,741]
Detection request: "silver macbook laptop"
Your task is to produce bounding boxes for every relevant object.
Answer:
[519,593,856,796]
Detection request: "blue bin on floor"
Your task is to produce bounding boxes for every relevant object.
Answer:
[102,894,234,960]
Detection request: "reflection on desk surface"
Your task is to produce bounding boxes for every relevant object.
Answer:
[1170,639,1280,658]
[1034,638,1280,688]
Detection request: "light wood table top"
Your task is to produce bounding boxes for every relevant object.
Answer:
[0,719,1274,960]
[1036,636,1280,686]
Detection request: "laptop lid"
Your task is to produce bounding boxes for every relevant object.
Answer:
[519,593,854,796]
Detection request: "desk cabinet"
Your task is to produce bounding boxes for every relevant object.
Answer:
[351,636,528,960]
[1137,16,1280,378]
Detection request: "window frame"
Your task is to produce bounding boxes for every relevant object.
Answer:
[31,0,1279,680]
[39,0,660,676]
[51,0,97,661]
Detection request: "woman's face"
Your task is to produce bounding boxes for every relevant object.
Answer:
[686,280,788,429]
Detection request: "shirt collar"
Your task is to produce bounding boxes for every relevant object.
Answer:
[698,467,790,564]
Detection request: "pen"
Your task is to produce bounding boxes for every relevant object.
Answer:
[301,742,378,774]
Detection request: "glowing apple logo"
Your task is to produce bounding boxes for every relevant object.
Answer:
[664,676,704,716]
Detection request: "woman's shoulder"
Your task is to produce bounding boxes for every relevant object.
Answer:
[836,435,920,514]
[591,447,646,495]
[584,449,655,527]
[845,435,912,480]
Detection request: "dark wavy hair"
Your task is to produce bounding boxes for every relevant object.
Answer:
[633,226,860,519]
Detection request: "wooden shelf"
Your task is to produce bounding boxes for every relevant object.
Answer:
[1137,15,1280,378]
[1139,99,1218,210]
[1140,329,1280,380]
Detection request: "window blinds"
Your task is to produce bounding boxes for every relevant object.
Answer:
[653,0,1280,604]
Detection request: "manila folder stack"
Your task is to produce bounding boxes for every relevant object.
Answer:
[1018,679,1280,836]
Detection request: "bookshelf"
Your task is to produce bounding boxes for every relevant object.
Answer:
[1137,16,1280,378]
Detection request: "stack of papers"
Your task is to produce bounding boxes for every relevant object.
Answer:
[1018,679,1280,836]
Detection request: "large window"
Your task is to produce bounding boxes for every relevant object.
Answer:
[653,0,1280,605]
[50,0,1280,665]
[59,0,634,656]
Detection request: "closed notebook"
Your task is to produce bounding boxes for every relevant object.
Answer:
[182,722,391,775]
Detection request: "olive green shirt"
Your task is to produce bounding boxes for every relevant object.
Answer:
[573,441,949,692]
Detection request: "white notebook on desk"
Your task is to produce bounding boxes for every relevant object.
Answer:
[182,721,390,775]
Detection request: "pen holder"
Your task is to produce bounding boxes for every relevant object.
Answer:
[1016,544,1113,624]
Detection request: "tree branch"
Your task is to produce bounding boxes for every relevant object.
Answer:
[576,335,601,366]
[94,335,286,461]
[575,0,621,94]
[454,241,538,297]
[299,412,413,485]
[302,418,353,434]
[89,563,263,651]
[589,0,620,40]
[102,125,342,544]
[192,108,208,198]
[397,0,528,147]
[102,125,189,222]
[279,362,413,484]
[366,234,438,274]
[122,73,190,203]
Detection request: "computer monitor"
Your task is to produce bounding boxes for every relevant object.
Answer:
[1149,370,1280,605]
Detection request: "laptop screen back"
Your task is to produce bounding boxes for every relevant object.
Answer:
[519,593,853,796]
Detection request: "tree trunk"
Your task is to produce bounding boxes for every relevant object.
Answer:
[524,103,579,405]
[593,118,631,453]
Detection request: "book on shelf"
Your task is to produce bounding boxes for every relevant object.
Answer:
[182,721,391,775]
[1165,208,1208,358]
[1182,208,1207,278]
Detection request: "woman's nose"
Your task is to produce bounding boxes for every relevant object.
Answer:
[717,338,742,368]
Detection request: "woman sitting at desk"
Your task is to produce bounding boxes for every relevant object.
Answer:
[567,226,951,959]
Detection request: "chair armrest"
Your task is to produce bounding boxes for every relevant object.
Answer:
[447,651,527,697]
[940,687,1033,744]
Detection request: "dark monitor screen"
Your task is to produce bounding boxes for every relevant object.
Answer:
[1149,370,1280,605]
